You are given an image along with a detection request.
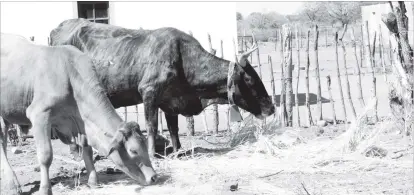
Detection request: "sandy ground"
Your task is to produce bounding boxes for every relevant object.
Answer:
[3,117,413,195]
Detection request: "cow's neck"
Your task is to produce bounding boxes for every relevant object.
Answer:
[69,63,122,154]
[184,47,231,99]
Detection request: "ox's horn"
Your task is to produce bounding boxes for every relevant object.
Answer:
[238,32,258,66]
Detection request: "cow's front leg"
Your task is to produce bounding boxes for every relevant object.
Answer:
[0,119,22,195]
[83,145,98,186]
[74,133,98,187]
[27,109,53,195]
[164,114,181,152]
[140,88,159,157]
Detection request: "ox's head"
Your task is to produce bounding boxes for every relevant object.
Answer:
[105,121,157,185]
[229,41,275,119]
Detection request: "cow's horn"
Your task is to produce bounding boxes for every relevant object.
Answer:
[238,32,257,66]
[239,45,258,66]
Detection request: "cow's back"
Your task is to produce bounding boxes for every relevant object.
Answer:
[0,33,77,124]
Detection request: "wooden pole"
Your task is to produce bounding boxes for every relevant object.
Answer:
[351,27,366,107]
[279,30,286,127]
[365,21,378,123]
[220,40,228,134]
[372,31,377,67]
[378,25,388,83]
[284,26,293,127]
[255,34,262,78]
[295,25,301,127]
[208,33,218,134]
[388,31,393,68]
[339,25,357,121]
[305,29,314,126]
[158,109,163,135]
[360,24,365,68]
[268,56,277,119]
[300,28,304,48]
[325,28,328,48]
[335,31,348,123]
[124,107,127,121]
[187,30,195,136]
[135,105,139,122]
[326,76,337,125]
[314,25,323,121]
[275,30,278,51]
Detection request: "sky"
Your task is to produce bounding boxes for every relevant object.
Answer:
[236,2,303,17]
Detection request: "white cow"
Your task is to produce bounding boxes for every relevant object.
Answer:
[0,33,158,195]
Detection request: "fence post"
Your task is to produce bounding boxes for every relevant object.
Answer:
[220,40,226,134]
[283,26,293,127]
[187,30,196,136]
[135,105,139,122]
[339,25,357,121]
[372,31,377,67]
[158,109,163,135]
[295,25,301,127]
[350,27,366,107]
[124,107,127,121]
[275,30,278,51]
[360,24,365,68]
[388,31,393,68]
[365,21,378,123]
[254,34,262,79]
[335,31,348,123]
[305,29,314,126]
[268,55,277,119]
[208,33,218,134]
[279,30,286,127]
[314,25,323,121]
[378,25,388,83]
[326,76,337,125]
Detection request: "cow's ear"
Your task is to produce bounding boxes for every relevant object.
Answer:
[106,131,124,157]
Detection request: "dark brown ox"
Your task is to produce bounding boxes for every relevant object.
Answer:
[0,33,157,195]
[50,18,275,156]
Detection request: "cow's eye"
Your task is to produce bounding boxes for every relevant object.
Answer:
[129,149,138,155]
[244,76,252,84]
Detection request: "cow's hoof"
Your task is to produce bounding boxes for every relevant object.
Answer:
[38,187,53,195]
[88,174,99,188]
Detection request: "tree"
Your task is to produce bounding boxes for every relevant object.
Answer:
[382,1,413,136]
[298,2,326,25]
[236,12,243,21]
[325,2,361,26]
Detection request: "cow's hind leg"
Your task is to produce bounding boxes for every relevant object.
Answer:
[0,119,22,195]
[164,114,181,152]
[26,108,53,195]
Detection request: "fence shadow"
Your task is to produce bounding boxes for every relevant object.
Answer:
[272,93,330,107]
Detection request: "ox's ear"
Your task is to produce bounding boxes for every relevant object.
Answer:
[106,131,125,157]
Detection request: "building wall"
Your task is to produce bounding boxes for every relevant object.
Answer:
[1,2,238,132]
[361,2,413,46]
[1,2,76,45]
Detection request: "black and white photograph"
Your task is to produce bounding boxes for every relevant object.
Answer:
[1,1,413,194]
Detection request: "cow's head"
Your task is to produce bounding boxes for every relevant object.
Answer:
[229,41,275,119]
[105,121,157,185]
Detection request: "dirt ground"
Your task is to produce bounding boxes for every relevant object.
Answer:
[2,43,413,195]
[3,116,413,195]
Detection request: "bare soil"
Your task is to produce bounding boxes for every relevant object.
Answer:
[4,119,413,195]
